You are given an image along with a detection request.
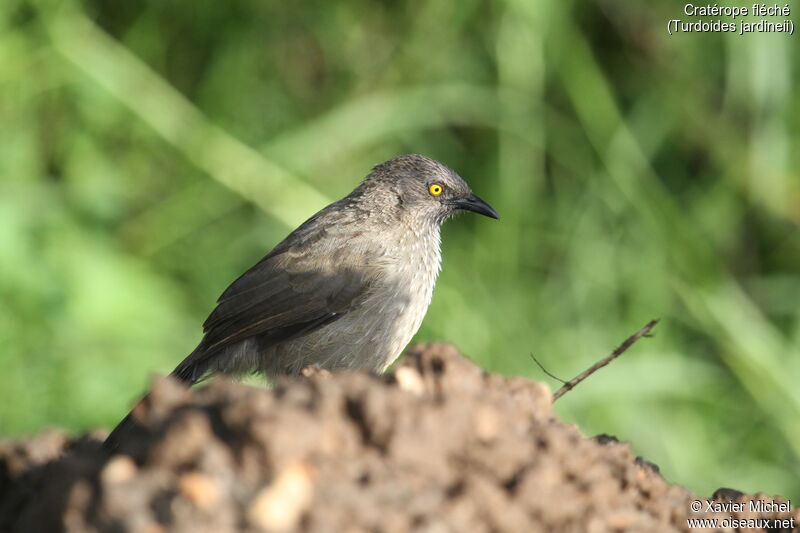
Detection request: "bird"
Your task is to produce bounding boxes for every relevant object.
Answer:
[105,154,498,448]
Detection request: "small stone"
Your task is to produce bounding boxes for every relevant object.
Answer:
[179,471,219,509]
[248,462,314,532]
[100,455,137,485]
[473,406,500,442]
[394,366,425,395]
[712,487,745,501]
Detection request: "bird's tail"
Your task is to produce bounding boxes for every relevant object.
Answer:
[103,347,209,452]
[103,400,150,452]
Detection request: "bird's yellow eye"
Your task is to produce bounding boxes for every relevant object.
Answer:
[429,184,444,196]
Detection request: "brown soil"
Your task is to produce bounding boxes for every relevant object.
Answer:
[0,343,797,533]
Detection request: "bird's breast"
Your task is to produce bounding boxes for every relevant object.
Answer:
[368,226,442,369]
[264,225,442,375]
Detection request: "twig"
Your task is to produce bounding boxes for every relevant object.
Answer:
[529,353,566,384]
[552,319,659,402]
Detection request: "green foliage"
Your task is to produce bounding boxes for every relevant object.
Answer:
[1,0,798,499]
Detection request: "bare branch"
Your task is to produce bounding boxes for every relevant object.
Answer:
[553,319,659,402]
[529,353,566,384]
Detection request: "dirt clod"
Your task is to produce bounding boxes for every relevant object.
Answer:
[0,343,796,532]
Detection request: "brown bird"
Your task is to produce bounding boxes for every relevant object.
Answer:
[105,154,498,448]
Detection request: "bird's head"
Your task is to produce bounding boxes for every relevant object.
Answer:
[362,154,499,226]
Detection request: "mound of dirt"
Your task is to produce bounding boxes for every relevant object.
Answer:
[0,343,797,533]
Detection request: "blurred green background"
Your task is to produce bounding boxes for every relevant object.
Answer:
[2,0,799,500]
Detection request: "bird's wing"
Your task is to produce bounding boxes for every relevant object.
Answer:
[199,250,372,352]
[172,251,373,383]
[190,206,377,360]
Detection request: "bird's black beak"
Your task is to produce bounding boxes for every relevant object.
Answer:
[453,194,499,219]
